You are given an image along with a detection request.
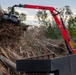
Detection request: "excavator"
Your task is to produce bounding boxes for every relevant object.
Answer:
[2,4,76,75]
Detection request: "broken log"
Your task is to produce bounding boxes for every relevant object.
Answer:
[0,55,16,69]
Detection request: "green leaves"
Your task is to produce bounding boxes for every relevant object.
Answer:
[67,17,76,41]
[36,10,61,39]
[36,10,48,25]
[45,25,61,39]
[7,7,26,22]
[19,13,26,21]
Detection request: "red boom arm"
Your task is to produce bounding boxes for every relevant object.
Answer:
[14,4,76,54]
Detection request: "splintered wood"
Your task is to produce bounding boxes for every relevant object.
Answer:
[0,11,68,75]
[0,11,27,75]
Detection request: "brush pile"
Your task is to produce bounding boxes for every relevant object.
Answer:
[0,11,68,75]
[0,11,28,75]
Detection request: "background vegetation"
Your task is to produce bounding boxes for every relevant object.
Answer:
[36,6,76,41]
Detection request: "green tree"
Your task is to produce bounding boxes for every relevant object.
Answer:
[14,11,19,17]
[67,17,76,41]
[57,6,73,21]
[36,6,74,39]
[7,7,26,22]
[36,10,61,39]
[64,6,73,16]
[45,24,61,39]
[60,6,76,41]
[36,10,48,26]
[8,7,12,12]
[19,13,26,21]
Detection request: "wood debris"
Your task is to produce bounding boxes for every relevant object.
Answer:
[0,11,68,75]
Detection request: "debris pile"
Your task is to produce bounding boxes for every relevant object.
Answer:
[0,11,28,75]
[0,11,68,75]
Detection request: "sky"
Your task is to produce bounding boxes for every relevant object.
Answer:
[0,0,76,25]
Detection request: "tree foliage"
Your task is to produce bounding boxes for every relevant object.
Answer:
[19,13,26,21]
[7,7,26,22]
[36,10,61,39]
[36,6,75,39]
[45,25,61,39]
[36,10,48,26]
[64,6,73,16]
[67,17,76,40]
